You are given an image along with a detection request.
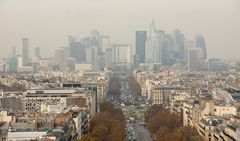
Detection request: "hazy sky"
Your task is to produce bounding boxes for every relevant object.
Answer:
[0,0,240,59]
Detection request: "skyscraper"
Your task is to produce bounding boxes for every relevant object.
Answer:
[11,46,16,58]
[85,47,98,69]
[35,47,41,58]
[105,48,112,69]
[91,30,100,49]
[22,38,29,65]
[69,35,86,63]
[55,47,69,70]
[66,58,76,70]
[185,40,196,63]
[100,35,110,53]
[195,34,207,60]
[136,31,147,63]
[173,29,185,61]
[145,20,165,64]
[188,48,201,72]
[162,34,173,66]
[8,58,18,73]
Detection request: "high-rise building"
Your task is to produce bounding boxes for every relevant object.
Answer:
[100,35,109,53]
[66,58,76,70]
[105,48,112,69]
[133,54,140,69]
[195,34,207,60]
[145,20,165,64]
[11,46,16,58]
[91,30,100,49]
[81,37,91,48]
[95,55,105,71]
[69,35,86,63]
[8,58,18,73]
[173,29,185,61]
[35,47,41,58]
[55,47,69,70]
[85,47,98,69]
[17,55,23,68]
[185,40,196,63]
[188,48,201,72]
[112,44,132,65]
[21,38,29,65]
[136,31,147,63]
[162,34,173,66]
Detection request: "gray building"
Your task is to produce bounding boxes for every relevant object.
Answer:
[55,47,69,70]
[21,38,29,65]
[35,47,40,58]
[100,35,109,53]
[208,58,228,72]
[136,31,147,63]
[90,30,101,49]
[69,35,86,63]
[188,48,201,72]
[8,58,18,73]
[196,34,207,60]
[173,29,185,61]
[162,34,173,66]
[105,48,112,69]
[11,46,16,58]
[66,58,76,70]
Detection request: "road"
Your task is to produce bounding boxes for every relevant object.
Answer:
[135,124,153,141]
[115,75,154,141]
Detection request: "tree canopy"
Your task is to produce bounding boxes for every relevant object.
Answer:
[127,75,141,96]
[145,105,203,141]
[108,77,121,96]
[80,101,126,141]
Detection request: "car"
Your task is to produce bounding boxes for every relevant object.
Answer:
[144,123,149,126]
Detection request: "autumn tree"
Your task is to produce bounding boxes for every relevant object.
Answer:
[127,75,141,95]
[174,126,203,141]
[145,105,203,141]
[108,77,121,97]
[80,102,126,141]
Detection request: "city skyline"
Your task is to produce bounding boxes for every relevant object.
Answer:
[1,0,240,59]
[1,1,240,140]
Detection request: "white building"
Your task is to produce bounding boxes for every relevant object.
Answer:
[17,56,23,68]
[0,63,6,72]
[38,58,52,70]
[145,20,165,64]
[75,64,92,71]
[24,88,96,115]
[112,44,132,68]
[40,103,65,113]
[18,66,33,72]
[7,132,47,141]
[214,105,237,116]
[0,111,12,123]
